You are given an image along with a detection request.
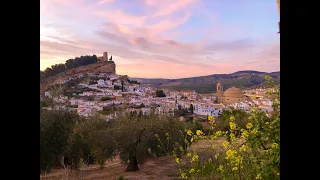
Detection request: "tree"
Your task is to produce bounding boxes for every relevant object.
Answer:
[189,104,194,113]
[156,90,166,97]
[113,111,191,171]
[40,109,80,173]
[100,96,113,101]
[121,80,124,92]
[65,59,74,69]
[114,85,121,90]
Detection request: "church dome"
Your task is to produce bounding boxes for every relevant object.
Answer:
[223,87,244,98]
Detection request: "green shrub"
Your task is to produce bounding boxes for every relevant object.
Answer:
[100,96,113,101]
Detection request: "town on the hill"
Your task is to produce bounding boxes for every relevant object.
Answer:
[41,57,274,121]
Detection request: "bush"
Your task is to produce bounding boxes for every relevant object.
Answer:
[156,90,166,97]
[114,85,121,90]
[100,96,113,101]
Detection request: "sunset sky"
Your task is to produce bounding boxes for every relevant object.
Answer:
[40,0,280,78]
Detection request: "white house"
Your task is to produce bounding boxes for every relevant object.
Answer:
[105,80,112,85]
[193,103,224,117]
[98,73,107,77]
[142,107,151,115]
[259,105,274,113]
[98,79,105,85]
[44,91,51,98]
[87,73,95,77]
[109,74,120,80]
[78,73,84,78]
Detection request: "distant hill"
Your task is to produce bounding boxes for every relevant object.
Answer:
[132,71,280,94]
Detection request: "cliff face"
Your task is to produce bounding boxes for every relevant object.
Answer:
[40,62,116,94]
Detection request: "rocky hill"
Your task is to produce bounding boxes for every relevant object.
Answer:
[40,62,116,94]
[133,71,280,94]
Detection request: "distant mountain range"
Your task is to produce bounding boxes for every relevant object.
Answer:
[132,71,280,94]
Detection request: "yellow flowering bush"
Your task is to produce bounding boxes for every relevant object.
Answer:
[158,76,280,179]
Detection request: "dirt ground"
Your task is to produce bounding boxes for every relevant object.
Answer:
[40,156,182,180]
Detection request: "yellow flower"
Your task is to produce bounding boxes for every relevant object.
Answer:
[187,130,193,136]
[230,133,236,141]
[208,115,214,121]
[189,168,195,173]
[223,141,230,149]
[239,144,248,152]
[226,149,236,159]
[232,167,238,171]
[241,130,249,139]
[252,128,258,134]
[187,152,192,157]
[212,144,216,150]
[229,122,237,130]
[218,165,223,171]
[191,154,199,162]
[230,116,235,121]
[246,123,253,129]
[215,131,222,136]
[179,146,184,152]
[265,122,269,125]
[256,173,262,179]
[272,143,279,149]
[175,157,180,164]
[215,153,220,159]
[236,155,243,164]
[181,172,186,178]
[196,130,203,136]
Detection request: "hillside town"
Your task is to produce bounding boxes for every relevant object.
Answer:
[41,71,274,121]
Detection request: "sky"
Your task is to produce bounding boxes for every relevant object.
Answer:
[40,0,280,78]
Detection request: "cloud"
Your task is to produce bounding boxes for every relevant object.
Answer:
[152,0,197,17]
[98,0,117,4]
[95,30,129,45]
[40,0,280,78]
[244,61,258,64]
[95,10,147,27]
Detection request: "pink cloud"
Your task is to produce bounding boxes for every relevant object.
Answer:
[95,10,147,27]
[153,0,196,17]
[40,0,280,78]
[148,13,191,33]
[98,0,117,4]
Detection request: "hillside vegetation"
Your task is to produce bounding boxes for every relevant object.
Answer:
[134,71,280,93]
[41,55,99,80]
